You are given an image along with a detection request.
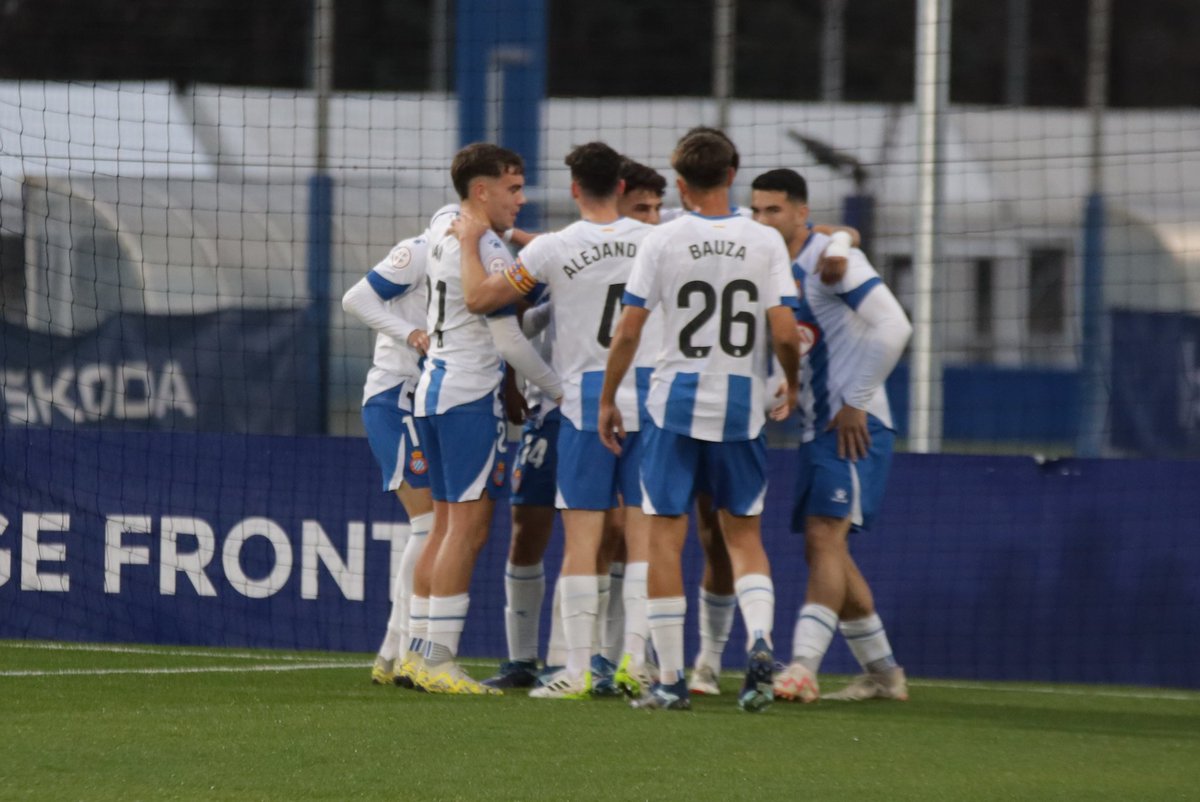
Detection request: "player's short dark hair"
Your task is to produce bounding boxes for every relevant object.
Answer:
[683,126,740,171]
[671,131,736,191]
[450,143,525,200]
[564,141,623,198]
[751,168,809,203]
[619,159,667,197]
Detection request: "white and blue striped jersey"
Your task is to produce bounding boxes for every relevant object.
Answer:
[505,217,655,432]
[792,231,902,440]
[413,209,515,416]
[359,235,429,403]
[624,212,797,442]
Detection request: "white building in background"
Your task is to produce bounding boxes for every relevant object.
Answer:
[1,82,1198,431]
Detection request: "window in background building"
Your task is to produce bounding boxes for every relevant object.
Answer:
[1028,247,1066,335]
[974,257,994,338]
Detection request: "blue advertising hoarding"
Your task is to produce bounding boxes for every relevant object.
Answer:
[2,429,1197,688]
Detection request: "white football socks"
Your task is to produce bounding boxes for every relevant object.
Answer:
[792,602,838,672]
[425,593,470,666]
[504,560,544,662]
[603,562,626,664]
[735,574,775,650]
[840,613,899,673]
[407,595,430,658]
[696,588,737,671]
[647,596,687,686]
[560,574,599,679]
[622,561,649,665]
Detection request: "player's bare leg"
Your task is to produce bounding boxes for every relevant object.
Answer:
[422,496,500,694]
[690,494,736,694]
[776,514,850,702]
[374,484,434,687]
[484,502,554,689]
[601,507,626,665]
[824,550,908,701]
[531,508,605,699]
[716,510,777,712]
[404,499,448,688]
[614,505,654,699]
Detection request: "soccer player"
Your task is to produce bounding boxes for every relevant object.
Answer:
[342,205,457,687]
[749,167,912,704]
[478,303,561,690]
[411,143,563,695]
[599,130,801,712]
[616,158,733,696]
[453,141,656,699]
[617,158,666,225]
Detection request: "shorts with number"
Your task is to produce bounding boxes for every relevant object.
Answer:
[555,420,643,510]
[362,382,430,492]
[414,393,508,503]
[791,414,894,533]
[638,422,767,517]
[510,409,560,508]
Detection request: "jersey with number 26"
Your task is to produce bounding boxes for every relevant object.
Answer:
[623,212,796,442]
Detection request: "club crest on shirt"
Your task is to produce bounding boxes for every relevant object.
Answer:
[408,449,428,475]
[797,321,820,357]
[511,466,524,492]
[389,245,412,269]
[487,255,509,276]
[492,460,507,487]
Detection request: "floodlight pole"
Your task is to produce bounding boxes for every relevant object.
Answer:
[713,0,736,130]
[1077,0,1111,457]
[821,0,846,101]
[909,0,950,453]
[307,0,335,434]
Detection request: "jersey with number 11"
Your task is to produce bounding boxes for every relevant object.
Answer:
[413,211,514,416]
[623,212,796,442]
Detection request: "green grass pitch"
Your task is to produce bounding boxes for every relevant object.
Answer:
[2,641,1198,801]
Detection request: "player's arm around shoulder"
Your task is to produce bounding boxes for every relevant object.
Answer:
[451,212,527,314]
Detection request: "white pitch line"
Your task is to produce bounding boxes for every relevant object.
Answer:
[2,641,363,663]
[908,680,1199,702]
[0,662,365,678]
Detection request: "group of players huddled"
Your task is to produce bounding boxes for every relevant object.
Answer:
[342,127,912,711]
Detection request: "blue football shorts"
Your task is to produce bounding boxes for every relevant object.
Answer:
[638,422,767,517]
[362,381,430,492]
[414,393,509,503]
[791,414,895,533]
[510,408,560,508]
[555,418,643,510]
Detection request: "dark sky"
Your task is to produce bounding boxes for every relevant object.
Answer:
[0,0,1196,107]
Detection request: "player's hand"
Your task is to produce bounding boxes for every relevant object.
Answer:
[407,329,430,356]
[817,252,848,285]
[826,405,870,461]
[449,211,489,244]
[598,402,625,456]
[769,381,798,421]
[818,231,852,285]
[502,368,528,425]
